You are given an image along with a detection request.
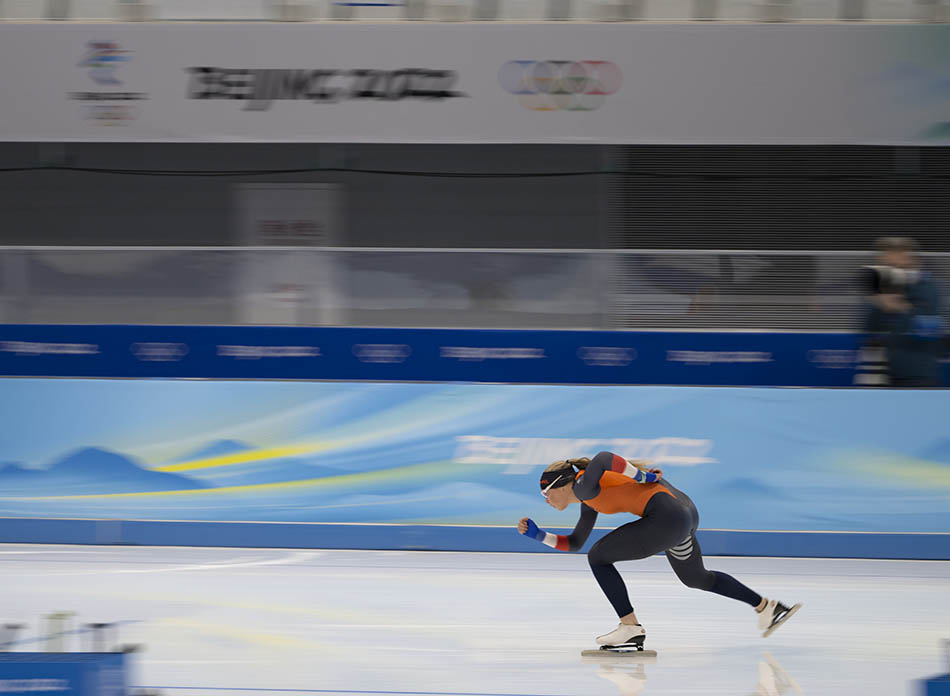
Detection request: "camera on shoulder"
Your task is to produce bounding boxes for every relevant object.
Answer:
[862,264,910,295]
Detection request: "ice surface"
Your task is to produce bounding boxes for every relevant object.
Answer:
[2,544,948,695]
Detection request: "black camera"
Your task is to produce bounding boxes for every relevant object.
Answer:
[862,264,910,295]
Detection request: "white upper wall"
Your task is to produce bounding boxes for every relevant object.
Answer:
[0,0,943,22]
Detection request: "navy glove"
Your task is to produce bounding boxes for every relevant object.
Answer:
[632,468,660,484]
[521,518,545,542]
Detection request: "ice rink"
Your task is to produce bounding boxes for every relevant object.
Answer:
[2,544,948,696]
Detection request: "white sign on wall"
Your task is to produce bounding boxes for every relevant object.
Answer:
[234,184,342,326]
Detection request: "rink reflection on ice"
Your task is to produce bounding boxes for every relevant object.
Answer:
[2,545,948,696]
[583,650,801,696]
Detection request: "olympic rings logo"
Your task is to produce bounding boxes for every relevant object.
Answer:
[498,60,622,111]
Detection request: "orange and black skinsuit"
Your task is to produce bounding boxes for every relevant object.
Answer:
[553,451,762,618]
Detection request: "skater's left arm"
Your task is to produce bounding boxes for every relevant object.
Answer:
[517,504,598,552]
[574,451,662,501]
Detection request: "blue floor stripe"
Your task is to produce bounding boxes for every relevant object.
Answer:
[2,518,947,560]
[138,688,554,696]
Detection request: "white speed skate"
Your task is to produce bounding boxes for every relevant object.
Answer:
[757,599,801,638]
[597,622,645,647]
[581,623,656,658]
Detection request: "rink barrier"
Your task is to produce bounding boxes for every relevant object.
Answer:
[0,519,947,560]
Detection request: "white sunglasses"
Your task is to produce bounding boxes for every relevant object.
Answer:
[542,474,568,497]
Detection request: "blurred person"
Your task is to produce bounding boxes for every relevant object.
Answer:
[860,236,943,387]
[517,452,800,651]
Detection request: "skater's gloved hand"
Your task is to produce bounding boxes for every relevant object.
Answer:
[633,468,661,484]
[517,517,545,542]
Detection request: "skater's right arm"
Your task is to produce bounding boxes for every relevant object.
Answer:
[574,451,661,501]
[517,504,598,552]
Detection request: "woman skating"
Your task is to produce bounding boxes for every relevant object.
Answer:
[518,451,800,650]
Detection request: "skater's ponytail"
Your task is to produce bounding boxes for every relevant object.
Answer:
[565,457,590,471]
[539,458,587,492]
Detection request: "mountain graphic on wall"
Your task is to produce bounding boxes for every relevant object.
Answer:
[0,462,45,485]
[0,447,210,497]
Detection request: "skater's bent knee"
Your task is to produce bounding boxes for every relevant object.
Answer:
[680,570,716,590]
[588,548,610,569]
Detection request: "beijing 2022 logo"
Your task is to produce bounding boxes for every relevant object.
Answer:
[498,60,622,112]
[70,40,147,126]
[77,41,130,86]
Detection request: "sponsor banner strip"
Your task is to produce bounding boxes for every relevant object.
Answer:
[0,324,932,386]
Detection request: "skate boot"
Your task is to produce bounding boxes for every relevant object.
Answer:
[757,599,801,638]
[596,623,646,649]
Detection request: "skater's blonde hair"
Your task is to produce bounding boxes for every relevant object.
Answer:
[545,458,589,475]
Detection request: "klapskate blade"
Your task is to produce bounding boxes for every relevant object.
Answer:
[763,602,802,638]
[581,648,658,658]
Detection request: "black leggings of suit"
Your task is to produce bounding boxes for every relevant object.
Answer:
[587,489,762,618]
